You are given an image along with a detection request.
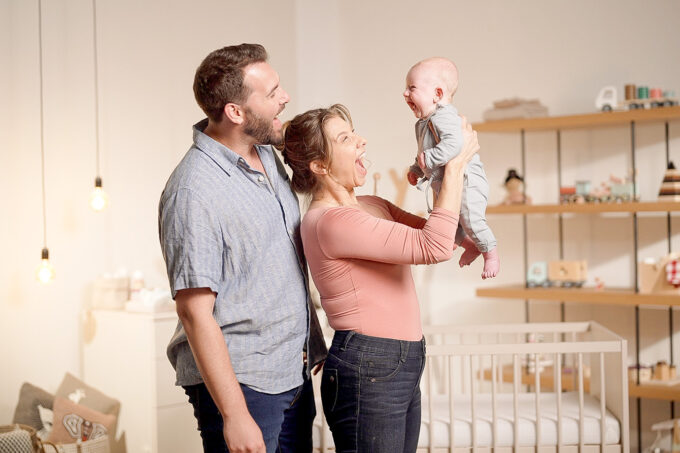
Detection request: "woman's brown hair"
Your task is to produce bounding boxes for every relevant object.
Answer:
[280,104,353,194]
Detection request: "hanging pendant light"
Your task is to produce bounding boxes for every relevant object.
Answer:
[89,0,108,211]
[35,0,54,283]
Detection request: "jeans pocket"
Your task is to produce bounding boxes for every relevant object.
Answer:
[362,355,403,382]
[321,368,339,413]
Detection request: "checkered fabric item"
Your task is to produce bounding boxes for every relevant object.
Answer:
[0,426,33,453]
[666,259,680,287]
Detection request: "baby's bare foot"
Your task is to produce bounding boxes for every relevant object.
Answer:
[481,248,500,279]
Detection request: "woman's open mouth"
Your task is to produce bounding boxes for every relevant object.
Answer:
[356,152,368,176]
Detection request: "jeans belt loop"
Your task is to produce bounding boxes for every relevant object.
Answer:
[399,341,408,363]
[340,330,355,351]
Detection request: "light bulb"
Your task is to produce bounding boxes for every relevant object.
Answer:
[89,176,108,211]
[36,247,55,283]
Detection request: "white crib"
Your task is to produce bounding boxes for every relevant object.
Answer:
[313,321,629,453]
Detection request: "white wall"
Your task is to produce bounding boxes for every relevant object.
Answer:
[2,0,680,448]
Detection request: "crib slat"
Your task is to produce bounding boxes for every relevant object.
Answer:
[470,354,477,451]
[427,359,434,453]
[556,352,562,451]
[534,353,541,447]
[571,332,577,391]
[600,351,606,450]
[578,352,585,451]
[491,354,498,450]
[513,354,519,452]
[448,355,455,452]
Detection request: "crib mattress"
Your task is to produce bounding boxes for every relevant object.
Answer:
[313,392,621,448]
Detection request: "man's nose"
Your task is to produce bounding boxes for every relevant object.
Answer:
[280,88,290,104]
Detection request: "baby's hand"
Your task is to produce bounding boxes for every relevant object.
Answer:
[407,171,419,186]
[417,152,426,170]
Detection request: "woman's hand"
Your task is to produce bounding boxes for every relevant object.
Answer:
[446,115,479,172]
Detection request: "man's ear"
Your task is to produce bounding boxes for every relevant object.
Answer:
[223,103,244,125]
[310,160,328,175]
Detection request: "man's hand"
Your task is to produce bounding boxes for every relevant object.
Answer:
[407,171,419,186]
[224,413,266,453]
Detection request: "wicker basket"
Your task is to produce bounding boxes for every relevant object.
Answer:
[42,436,109,453]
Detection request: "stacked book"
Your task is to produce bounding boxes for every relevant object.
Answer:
[482,98,548,121]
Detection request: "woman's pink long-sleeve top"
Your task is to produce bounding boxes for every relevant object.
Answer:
[301,195,459,341]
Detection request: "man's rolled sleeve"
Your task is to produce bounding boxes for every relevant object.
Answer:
[160,188,223,298]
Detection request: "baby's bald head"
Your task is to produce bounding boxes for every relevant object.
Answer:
[410,57,459,101]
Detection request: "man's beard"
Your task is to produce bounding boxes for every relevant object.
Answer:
[243,107,283,146]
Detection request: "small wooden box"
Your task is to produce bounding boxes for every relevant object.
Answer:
[639,255,680,295]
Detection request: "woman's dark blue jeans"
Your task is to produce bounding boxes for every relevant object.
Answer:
[321,330,426,453]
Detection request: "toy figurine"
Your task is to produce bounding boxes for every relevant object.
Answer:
[658,161,680,202]
[502,169,532,205]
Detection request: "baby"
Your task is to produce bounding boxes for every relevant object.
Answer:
[404,57,499,279]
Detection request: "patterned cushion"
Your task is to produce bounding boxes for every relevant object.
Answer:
[47,397,116,445]
[0,427,33,453]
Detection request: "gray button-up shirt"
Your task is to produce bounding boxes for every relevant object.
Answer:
[159,119,326,393]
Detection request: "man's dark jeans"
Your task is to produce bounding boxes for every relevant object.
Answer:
[321,330,426,453]
[183,376,315,453]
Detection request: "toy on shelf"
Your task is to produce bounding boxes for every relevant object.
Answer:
[501,169,532,205]
[654,361,677,381]
[628,364,653,383]
[629,361,678,384]
[639,254,680,295]
[526,260,587,288]
[659,161,680,202]
[646,418,680,453]
[559,173,640,204]
[595,84,678,112]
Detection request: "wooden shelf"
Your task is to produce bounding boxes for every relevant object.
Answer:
[629,382,680,401]
[481,368,680,401]
[472,106,680,132]
[487,201,680,215]
[481,364,590,392]
[476,285,680,307]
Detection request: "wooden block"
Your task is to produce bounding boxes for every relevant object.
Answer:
[639,255,680,295]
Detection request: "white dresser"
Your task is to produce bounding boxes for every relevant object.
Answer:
[83,309,202,453]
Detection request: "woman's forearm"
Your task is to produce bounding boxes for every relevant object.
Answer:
[434,117,478,213]
[432,161,466,213]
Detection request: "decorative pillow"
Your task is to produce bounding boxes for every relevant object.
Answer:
[47,397,116,444]
[37,405,53,440]
[55,373,120,418]
[0,427,33,453]
[12,382,55,429]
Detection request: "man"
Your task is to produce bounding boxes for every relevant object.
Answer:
[158,43,327,453]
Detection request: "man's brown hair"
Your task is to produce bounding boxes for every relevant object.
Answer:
[193,43,268,122]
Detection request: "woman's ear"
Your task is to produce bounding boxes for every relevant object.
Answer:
[223,103,244,125]
[310,160,328,175]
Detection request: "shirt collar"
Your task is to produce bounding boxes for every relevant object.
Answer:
[192,119,275,177]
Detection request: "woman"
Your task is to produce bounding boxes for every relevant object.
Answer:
[281,104,479,452]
